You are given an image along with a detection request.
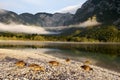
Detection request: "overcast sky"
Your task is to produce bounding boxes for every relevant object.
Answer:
[0,0,87,14]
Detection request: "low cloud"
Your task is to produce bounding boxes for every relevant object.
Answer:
[79,19,101,27]
[0,23,58,34]
[69,19,101,28]
[56,4,81,14]
[78,20,101,27]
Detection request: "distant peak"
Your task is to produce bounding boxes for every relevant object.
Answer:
[0,9,8,14]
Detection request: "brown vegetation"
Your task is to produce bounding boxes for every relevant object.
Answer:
[81,65,93,71]
[49,61,59,66]
[15,60,26,68]
[65,58,70,62]
[84,60,91,65]
[28,63,45,72]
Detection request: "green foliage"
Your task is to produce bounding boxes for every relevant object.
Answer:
[79,25,120,42]
[0,32,45,41]
[0,25,119,42]
[33,36,45,41]
[57,25,120,42]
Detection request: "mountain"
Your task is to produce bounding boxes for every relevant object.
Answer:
[19,13,36,25]
[74,0,120,27]
[0,0,120,27]
[0,10,21,24]
[0,9,73,27]
[35,13,73,27]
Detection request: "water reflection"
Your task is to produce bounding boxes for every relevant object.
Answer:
[0,43,120,72]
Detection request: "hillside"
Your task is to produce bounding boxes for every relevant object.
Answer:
[60,25,120,42]
[74,0,120,27]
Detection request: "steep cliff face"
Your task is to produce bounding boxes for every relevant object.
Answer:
[74,0,120,26]
[0,10,73,27]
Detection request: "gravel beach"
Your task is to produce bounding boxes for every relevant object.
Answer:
[0,49,120,80]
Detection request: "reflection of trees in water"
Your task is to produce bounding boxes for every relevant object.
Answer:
[0,44,120,56]
[75,44,120,56]
[0,43,120,72]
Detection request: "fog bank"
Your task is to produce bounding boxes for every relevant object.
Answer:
[78,20,101,27]
[0,23,58,34]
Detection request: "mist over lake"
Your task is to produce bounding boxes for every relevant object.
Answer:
[0,23,60,34]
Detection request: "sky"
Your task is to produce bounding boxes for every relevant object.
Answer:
[0,0,87,14]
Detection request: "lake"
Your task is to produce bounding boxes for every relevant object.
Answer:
[0,41,120,72]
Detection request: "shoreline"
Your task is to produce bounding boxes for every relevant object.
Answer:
[0,40,120,46]
[0,48,120,79]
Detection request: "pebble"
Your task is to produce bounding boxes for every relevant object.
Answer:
[0,56,120,80]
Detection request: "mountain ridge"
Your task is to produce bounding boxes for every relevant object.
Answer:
[0,9,73,27]
[0,0,120,27]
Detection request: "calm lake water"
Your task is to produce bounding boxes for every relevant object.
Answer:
[0,41,120,72]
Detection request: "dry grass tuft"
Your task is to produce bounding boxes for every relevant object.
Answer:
[15,60,26,68]
[81,65,93,71]
[49,61,59,66]
[28,63,45,72]
[65,58,70,62]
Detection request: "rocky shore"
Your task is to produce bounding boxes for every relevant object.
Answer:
[0,49,120,80]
